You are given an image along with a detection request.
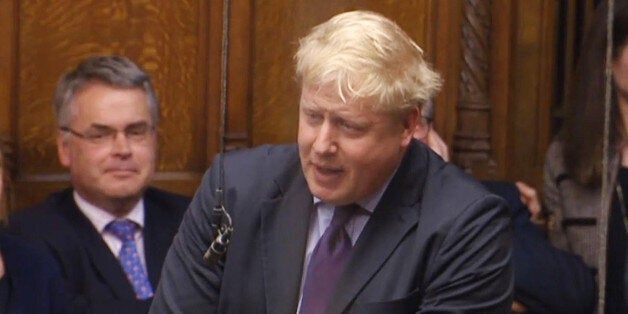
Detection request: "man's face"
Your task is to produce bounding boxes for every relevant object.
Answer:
[298,84,416,205]
[57,82,157,213]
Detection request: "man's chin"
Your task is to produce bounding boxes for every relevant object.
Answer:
[102,184,146,201]
[309,187,350,206]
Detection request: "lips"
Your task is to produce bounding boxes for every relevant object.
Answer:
[315,165,342,174]
[310,162,344,183]
[105,167,139,177]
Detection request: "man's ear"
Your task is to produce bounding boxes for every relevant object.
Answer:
[57,132,71,168]
[401,106,420,146]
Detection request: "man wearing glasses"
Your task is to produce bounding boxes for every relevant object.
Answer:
[9,56,190,313]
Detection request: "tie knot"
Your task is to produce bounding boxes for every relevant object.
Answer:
[106,219,138,242]
[330,203,360,229]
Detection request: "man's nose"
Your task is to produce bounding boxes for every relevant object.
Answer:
[110,131,132,157]
[312,121,337,155]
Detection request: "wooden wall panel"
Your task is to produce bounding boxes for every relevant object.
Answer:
[250,0,436,146]
[12,0,212,210]
[0,0,561,212]
[0,0,18,216]
[504,0,557,188]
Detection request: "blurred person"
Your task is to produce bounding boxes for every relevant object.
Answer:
[416,101,596,313]
[151,10,512,313]
[0,142,68,313]
[544,1,628,312]
[9,56,190,313]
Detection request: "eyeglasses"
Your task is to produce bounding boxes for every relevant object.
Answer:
[60,123,155,145]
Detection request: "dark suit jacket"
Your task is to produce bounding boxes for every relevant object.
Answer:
[0,232,68,313]
[482,181,596,314]
[151,141,513,313]
[8,187,190,314]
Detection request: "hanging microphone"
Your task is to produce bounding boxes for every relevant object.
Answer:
[203,188,233,266]
[203,0,233,267]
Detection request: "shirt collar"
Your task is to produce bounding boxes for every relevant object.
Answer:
[73,190,145,233]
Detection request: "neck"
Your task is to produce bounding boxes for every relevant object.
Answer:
[76,190,141,217]
[103,198,141,217]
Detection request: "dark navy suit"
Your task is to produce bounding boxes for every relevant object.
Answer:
[482,181,596,313]
[8,187,190,314]
[152,141,513,313]
[0,232,68,313]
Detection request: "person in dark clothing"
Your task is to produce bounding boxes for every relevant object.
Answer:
[0,142,68,313]
[8,56,190,313]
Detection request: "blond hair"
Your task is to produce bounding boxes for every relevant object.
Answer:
[295,10,442,113]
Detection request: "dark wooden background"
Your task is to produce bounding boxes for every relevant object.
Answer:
[0,0,591,215]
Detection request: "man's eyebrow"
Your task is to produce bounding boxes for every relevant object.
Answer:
[88,124,115,131]
[88,121,150,130]
[125,121,151,129]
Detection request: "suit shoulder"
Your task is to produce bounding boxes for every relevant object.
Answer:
[9,189,73,226]
[223,144,297,165]
[220,144,300,178]
[144,187,191,209]
[0,232,60,276]
[423,163,506,217]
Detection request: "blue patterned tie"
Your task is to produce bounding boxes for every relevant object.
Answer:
[106,219,154,300]
[300,204,360,314]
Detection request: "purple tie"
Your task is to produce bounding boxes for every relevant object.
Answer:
[300,204,360,314]
[106,219,154,300]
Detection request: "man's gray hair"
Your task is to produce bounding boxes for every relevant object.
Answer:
[53,56,159,127]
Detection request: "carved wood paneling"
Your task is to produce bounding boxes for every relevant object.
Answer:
[0,0,561,211]
[453,0,495,174]
[12,0,212,210]
[451,0,557,190]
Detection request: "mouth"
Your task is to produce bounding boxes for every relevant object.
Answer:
[105,168,139,178]
[310,162,344,181]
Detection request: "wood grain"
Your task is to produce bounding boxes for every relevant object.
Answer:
[0,0,562,211]
[13,0,211,209]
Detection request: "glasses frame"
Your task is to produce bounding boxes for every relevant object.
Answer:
[59,124,156,145]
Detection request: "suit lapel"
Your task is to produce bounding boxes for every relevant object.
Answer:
[143,192,175,288]
[328,204,419,313]
[328,140,427,313]
[58,193,137,299]
[261,168,312,314]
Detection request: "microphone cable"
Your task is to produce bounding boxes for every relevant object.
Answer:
[203,0,234,267]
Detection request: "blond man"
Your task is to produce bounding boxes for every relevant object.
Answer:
[152,11,512,313]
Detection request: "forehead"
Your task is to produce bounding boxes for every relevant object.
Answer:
[300,84,375,110]
[70,83,151,126]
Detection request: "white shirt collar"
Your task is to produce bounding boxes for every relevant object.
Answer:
[73,191,145,233]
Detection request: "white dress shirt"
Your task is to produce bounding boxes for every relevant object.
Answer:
[73,191,147,268]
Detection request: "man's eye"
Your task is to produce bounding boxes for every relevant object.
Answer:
[340,121,355,130]
[306,112,322,122]
[339,120,362,131]
[127,129,145,136]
